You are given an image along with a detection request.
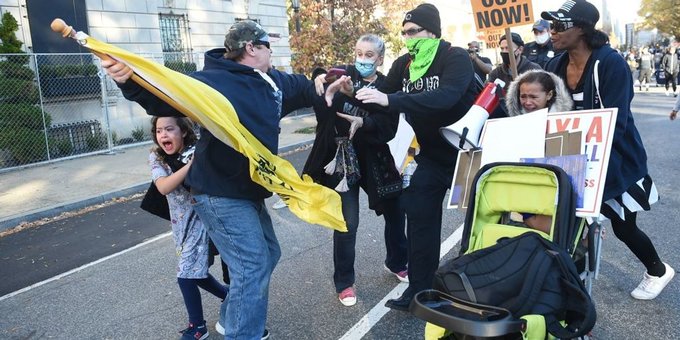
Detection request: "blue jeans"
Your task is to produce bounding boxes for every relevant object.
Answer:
[333,184,407,292]
[192,194,281,340]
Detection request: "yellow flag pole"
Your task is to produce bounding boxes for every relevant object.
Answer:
[50,19,199,123]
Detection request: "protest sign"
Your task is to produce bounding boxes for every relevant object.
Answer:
[471,0,535,31]
[522,154,588,209]
[447,110,546,209]
[546,109,618,217]
[483,29,504,49]
[447,108,617,217]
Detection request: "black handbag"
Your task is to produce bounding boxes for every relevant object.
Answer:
[139,181,170,221]
[139,146,195,220]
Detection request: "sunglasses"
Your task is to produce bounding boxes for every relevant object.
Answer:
[401,27,426,36]
[253,40,271,49]
[551,21,575,33]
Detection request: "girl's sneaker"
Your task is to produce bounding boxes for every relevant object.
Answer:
[179,321,208,340]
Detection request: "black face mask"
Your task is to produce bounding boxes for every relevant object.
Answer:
[500,51,518,67]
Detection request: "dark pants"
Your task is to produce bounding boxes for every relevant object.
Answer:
[609,211,663,275]
[333,184,408,292]
[402,156,454,296]
[665,71,678,92]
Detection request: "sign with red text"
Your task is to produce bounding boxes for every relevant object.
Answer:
[471,0,534,31]
[546,108,618,217]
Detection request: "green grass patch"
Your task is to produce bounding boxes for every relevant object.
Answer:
[294,126,316,134]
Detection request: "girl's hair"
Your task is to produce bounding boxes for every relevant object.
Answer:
[517,71,557,108]
[576,23,609,49]
[357,34,386,57]
[151,116,197,161]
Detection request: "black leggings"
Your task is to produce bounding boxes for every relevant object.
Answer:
[609,212,665,276]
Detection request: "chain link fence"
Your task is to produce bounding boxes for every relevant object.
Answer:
[0,52,204,170]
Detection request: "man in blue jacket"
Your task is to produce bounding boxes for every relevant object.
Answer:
[103,20,324,340]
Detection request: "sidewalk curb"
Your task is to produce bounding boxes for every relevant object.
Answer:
[0,183,149,232]
[0,138,315,232]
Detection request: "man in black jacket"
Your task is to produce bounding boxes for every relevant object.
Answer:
[488,32,541,91]
[337,3,481,310]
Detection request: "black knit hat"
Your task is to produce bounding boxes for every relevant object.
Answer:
[402,3,441,38]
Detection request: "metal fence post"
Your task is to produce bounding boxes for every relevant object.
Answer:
[97,59,115,154]
[34,54,52,161]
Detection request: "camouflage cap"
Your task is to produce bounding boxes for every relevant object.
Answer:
[224,20,270,51]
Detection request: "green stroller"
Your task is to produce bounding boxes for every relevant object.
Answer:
[411,162,598,339]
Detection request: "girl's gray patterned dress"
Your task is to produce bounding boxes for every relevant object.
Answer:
[149,152,209,279]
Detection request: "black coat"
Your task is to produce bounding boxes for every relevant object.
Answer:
[304,65,402,214]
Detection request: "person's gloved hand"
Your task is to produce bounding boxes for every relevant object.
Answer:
[325,75,353,107]
[355,87,389,107]
[314,73,327,96]
[336,112,363,139]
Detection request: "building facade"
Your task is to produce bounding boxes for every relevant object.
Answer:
[1,0,293,69]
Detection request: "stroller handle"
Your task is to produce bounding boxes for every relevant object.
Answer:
[410,290,526,337]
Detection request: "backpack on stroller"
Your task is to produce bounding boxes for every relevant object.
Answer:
[411,162,598,339]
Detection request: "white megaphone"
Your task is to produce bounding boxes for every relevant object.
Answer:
[440,78,505,150]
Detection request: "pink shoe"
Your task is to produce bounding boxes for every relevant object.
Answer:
[384,264,409,283]
[338,287,357,306]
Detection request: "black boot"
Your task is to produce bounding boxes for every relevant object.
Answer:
[385,289,414,312]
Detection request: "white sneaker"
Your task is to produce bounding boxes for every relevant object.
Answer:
[215,321,225,335]
[272,198,287,210]
[217,321,270,340]
[631,263,675,300]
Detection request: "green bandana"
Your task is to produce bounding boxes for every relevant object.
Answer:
[406,38,440,82]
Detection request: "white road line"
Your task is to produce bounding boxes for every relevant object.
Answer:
[339,224,465,340]
[0,232,172,302]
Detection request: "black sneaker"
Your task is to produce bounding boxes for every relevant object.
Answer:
[179,321,208,340]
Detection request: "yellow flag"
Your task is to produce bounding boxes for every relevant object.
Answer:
[78,34,346,231]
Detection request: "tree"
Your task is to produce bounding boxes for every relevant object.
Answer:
[378,0,420,56]
[0,12,50,165]
[288,0,385,75]
[638,0,680,40]
[0,12,23,53]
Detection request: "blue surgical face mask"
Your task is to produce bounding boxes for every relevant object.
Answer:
[355,58,377,78]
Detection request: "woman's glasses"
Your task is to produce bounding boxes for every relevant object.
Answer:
[551,21,575,33]
[401,27,426,36]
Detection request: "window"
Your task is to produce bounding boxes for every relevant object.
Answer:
[159,13,192,63]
